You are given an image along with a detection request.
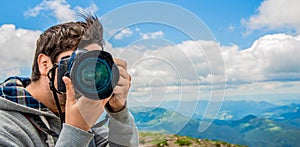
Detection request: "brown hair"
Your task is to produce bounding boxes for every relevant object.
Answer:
[31,14,103,81]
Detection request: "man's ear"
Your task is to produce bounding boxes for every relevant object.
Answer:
[37,53,53,76]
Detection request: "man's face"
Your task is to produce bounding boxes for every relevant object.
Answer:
[54,43,103,111]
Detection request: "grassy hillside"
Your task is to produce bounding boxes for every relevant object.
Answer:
[139,132,247,147]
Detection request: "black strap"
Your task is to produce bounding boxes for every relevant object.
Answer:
[51,90,64,128]
[47,64,64,128]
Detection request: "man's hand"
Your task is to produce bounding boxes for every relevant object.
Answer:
[63,77,111,131]
[108,58,131,112]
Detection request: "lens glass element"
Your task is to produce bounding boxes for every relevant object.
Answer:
[95,59,110,91]
[74,57,111,97]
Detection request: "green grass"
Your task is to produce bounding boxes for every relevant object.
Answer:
[156,140,168,147]
[139,131,248,147]
[139,131,169,146]
[175,137,192,146]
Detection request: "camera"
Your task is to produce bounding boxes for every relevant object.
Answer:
[57,49,119,100]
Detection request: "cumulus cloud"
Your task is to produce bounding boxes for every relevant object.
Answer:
[242,0,300,34]
[140,31,164,39]
[223,33,300,83]
[103,32,300,102]
[114,28,133,40]
[0,24,41,79]
[24,0,98,23]
[1,22,299,102]
[104,39,225,102]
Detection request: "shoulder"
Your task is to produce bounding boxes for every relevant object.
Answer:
[0,109,39,138]
[0,110,38,146]
[0,109,28,123]
[0,109,32,133]
[0,109,47,146]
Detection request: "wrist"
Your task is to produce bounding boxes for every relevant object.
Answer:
[66,122,90,132]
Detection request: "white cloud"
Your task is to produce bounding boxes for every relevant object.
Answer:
[1,23,298,103]
[223,33,300,83]
[140,31,164,39]
[105,39,224,102]
[24,0,98,23]
[0,24,41,79]
[242,0,300,34]
[104,32,300,102]
[114,28,133,40]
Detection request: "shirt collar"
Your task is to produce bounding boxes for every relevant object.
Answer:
[0,76,48,111]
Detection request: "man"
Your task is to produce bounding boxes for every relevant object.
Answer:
[0,14,138,146]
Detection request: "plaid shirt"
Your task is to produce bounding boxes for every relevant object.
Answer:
[0,76,47,110]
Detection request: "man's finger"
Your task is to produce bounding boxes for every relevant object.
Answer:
[113,85,128,95]
[116,76,130,86]
[114,58,127,70]
[118,66,130,80]
[62,76,76,105]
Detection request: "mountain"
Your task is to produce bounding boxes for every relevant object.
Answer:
[130,106,190,134]
[190,115,300,147]
[159,100,277,120]
[264,103,300,119]
[219,101,276,119]
[264,103,300,129]
[130,105,300,147]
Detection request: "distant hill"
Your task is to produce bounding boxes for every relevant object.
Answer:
[264,103,300,119]
[130,103,300,147]
[264,103,300,129]
[130,106,190,134]
[188,115,300,147]
[139,132,247,147]
[159,100,277,120]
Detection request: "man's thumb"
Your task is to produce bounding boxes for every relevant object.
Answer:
[62,76,75,104]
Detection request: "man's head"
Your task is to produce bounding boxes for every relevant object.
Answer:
[31,14,104,81]
[27,14,105,113]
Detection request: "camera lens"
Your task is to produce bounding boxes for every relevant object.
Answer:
[71,50,117,100]
[76,57,111,96]
[94,60,110,91]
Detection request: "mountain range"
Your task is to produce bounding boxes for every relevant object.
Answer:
[160,100,277,120]
[129,101,300,147]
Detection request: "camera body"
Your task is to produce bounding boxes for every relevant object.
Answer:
[57,49,119,100]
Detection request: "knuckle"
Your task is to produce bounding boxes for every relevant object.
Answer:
[119,67,126,75]
[114,58,121,64]
[123,61,127,68]
[114,87,120,93]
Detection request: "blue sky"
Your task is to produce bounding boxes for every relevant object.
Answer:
[1,0,300,106]
[1,0,265,49]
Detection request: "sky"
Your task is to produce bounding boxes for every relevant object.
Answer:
[1,0,300,107]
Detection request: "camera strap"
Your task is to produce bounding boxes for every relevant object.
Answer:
[47,64,64,128]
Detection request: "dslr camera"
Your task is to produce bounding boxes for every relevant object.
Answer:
[57,49,119,100]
